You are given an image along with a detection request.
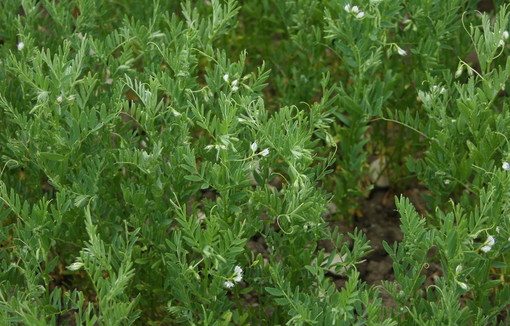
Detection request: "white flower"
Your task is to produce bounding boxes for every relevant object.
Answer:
[356,12,365,19]
[234,265,243,275]
[456,265,462,274]
[67,261,84,271]
[397,47,407,56]
[250,142,258,152]
[224,280,235,288]
[57,95,63,103]
[496,226,500,233]
[17,42,24,51]
[458,282,468,290]
[498,39,505,47]
[503,30,509,40]
[223,74,229,82]
[231,79,238,86]
[197,211,206,223]
[502,161,510,171]
[481,245,492,253]
[260,148,270,157]
[232,85,239,92]
[351,6,359,13]
[444,179,450,185]
[344,4,351,12]
[487,235,495,246]
[233,265,243,283]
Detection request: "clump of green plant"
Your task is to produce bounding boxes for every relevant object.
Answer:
[0,0,509,325]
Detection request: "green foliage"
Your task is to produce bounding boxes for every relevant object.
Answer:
[0,0,509,325]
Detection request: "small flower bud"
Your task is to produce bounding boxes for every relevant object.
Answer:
[57,95,63,103]
[498,39,505,47]
[344,4,351,12]
[459,282,468,290]
[503,30,509,40]
[250,142,258,152]
[356,12,365,19]
[456,265,462,274]
[172,108,182,116]
[487,235,495,246]
[17,42,24,51]
[351,6,359,13]
[67,261,84,271]
[231,85,239,92]
[223,74,229,82]
[260,148,270,157]
[455,66,463,78]
[224,281,235,288]
[231,79,238,86]
[397,48,407,56]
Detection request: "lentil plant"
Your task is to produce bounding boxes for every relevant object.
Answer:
[0,0,509,325]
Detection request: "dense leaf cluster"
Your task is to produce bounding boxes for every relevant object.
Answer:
[0,0,509,325]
